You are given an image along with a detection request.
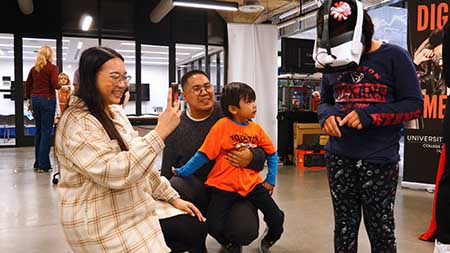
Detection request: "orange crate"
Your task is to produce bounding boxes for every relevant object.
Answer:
[296,148,326,170]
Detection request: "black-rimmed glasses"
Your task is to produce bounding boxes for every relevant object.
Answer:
[191,83,213,95]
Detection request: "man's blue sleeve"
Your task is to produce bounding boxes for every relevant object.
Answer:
[175,152,209,177]
[265,152,278,186]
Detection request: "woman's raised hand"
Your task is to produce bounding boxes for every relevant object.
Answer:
[154,89,181,140]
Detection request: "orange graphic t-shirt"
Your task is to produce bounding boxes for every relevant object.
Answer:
[199,117,276,196]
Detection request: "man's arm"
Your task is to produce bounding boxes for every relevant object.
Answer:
[248,147,266,172]
[225,147,266,172]
[161,132,177,179]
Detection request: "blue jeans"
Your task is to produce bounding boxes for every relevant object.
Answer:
[31,96,56,170]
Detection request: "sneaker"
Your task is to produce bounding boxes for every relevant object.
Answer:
[35,168,53,173]
[258,228,276,253]
[434,240,450,253]
[223,243,242,253]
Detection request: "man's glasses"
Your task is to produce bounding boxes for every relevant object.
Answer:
[109,72,132,85]
[191,83,213,95]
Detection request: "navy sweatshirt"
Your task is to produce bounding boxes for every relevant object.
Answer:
[318,43,424,164]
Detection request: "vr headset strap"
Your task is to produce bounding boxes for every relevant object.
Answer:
[322,0,334,58]
[352,1,364,54]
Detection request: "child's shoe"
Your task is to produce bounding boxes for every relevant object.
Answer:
[258,228,277,253]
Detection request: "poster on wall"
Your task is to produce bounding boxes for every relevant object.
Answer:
[403,0,448,186]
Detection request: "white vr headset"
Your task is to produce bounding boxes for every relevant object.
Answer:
[313,0,364,73]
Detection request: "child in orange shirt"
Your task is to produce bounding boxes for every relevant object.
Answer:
[55,73,71,124]
[174,82,284,253]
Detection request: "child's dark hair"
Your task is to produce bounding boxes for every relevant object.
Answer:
[220,82,256,119]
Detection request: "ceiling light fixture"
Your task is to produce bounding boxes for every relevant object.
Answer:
[173,0,238,11]
[81,15,93,31]
[239,0,265,13]
[150,0,237,23]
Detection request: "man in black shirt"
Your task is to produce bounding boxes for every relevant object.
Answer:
[161,70,266,253]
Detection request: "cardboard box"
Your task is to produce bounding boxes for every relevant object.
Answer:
[293,123,327,152]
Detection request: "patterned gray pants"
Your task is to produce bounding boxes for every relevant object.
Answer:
[327,154,398,253]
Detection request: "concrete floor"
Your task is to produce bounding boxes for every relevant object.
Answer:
[0,147,435,253]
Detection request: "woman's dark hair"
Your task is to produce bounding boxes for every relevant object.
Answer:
[220,82,256,119]
[316,0,374,53]
[75,46,128,151]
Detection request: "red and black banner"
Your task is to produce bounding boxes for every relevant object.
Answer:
[404,0,448,184]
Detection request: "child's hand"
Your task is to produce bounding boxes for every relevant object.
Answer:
[171,166,179,176]
[262,182,274,195]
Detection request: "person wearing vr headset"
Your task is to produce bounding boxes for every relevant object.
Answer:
[316,0,423,252]
[434,22,450,253]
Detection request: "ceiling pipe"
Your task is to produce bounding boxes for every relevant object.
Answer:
[17,0,34,15]
[150,0,174,23]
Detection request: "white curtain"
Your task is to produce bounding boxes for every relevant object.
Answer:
[227,23,278,147]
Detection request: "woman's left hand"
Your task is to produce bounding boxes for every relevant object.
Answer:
[170,198,206,222]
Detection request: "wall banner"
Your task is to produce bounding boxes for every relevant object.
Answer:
[404,0,448,185]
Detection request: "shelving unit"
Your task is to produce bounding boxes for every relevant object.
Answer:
[277,73,324,165]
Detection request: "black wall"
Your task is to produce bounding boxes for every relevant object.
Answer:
[0,0,226,46]
[1,0,61,37]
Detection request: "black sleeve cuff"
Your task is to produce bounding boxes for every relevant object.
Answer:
[248,147,266,172]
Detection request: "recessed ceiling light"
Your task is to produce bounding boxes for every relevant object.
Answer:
[81,15,93,31]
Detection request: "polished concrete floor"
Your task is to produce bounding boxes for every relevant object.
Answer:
[0,147,435,253]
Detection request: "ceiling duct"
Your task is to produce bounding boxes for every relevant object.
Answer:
[278,10,317,37]
[239,0,264,13]
[17,0,34,15]
[150,0,174,23]
[278,0,319,20]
